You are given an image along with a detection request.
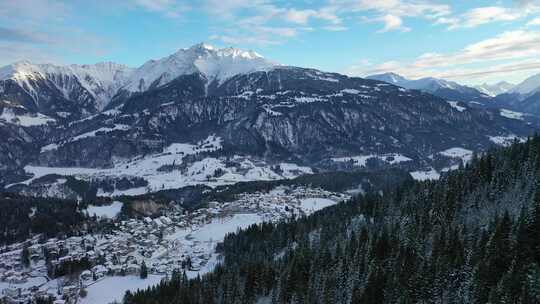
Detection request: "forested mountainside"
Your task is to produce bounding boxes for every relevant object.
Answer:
[126,137,540,304]
[0,193,108,245]
[2,45,538,196]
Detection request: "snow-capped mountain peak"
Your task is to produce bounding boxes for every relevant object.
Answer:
[366,72,461,92]
[475,81,514,97]
[366,72,492,103]
[0,61,133,110]
[510,73,540,96]
[123,43,277,92]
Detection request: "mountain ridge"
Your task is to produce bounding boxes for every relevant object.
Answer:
[366,72,492,104]
[0,44,538,197]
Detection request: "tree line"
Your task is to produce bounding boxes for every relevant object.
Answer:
[125,137,540,303]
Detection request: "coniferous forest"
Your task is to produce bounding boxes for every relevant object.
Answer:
[125,137,540,304]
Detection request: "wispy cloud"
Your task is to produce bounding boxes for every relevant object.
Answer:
[202,0,344,45]
[0,27,51,44]
[331,0,451,32]
[132,0,190,18]
[346,30,540,83]
[0,0,108,66]
[528,17,540,26]
[438,3,539,29]
[378,14,409,32]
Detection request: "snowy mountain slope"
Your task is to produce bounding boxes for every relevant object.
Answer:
[510,73,540,96]
[26,67,537,178]
[0,43,276,116]
[0,61,133,112]
[475,81,514,97]
[492,73,540,115]
[367,72,462,92]
[0,44,539,195]
[122,43,277,93]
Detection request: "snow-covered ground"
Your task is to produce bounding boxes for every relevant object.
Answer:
[299,198,337,213]
[80,275,164,304]
[489,135,526,146]
[500,109,524,120]
[86,201,123,219]
[447,101,466,112]
[12,135,312,196]
[0,109,55,126]
[410,168,440,181]
[332,153,412,167]
[184,213,263,244]
[438,147,473,163]
[0,276,48,292]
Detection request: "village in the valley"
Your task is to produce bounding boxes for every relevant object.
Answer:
[0,186,348,304]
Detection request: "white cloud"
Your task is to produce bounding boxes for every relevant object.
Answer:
[442,4,539,29]
[463,6,524,27]
[284,8,341,25]
[285,9,316,24]
[414,30,540,67]
[132,0,190,17]
[329,0,451,32]
[201,0,345,46]
[0,0,69,25]
[346,30,540,84]
[0,0,108,66]
[379,14,409,32]
[528,17,540,26]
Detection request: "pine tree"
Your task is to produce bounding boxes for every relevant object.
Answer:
[140,261,148,279]
[527,264,540,302]
[21,243,30,268]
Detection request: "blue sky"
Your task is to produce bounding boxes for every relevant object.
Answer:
[1,0,540,85]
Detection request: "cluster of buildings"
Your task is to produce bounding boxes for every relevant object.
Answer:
[0,186,346,303]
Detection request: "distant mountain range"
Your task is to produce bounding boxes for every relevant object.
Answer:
[366,72,540,116]
[474,81,515,97]
[0,43,538,198]
[366,72,492,104]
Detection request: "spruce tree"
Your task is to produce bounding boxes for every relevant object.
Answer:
[140,261,148,279]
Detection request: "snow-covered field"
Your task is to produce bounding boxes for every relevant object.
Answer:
[0,276,48,292]
[185,213,263,244]
[500,109,524,120]
[410,168,440,181]
[80,275,164,304]
[12,135,312,196]
[332,153,412,167]
[299,198,337,213]
[489,135,526,146]
[438,147,473,163]
[411,148,474,181]
[0,109,55,126]
[86,201,123,219]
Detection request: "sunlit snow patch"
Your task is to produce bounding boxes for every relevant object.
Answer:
[299,198,337,214]
[86,201,123,219]
[447,101,466,112]
[15,136,313,197]
[0,108,55,126]
[410,168,440,181]
[488,135,526,146]
[500,109,524,120]
[438,147,473,163]
[332,153,412,167]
